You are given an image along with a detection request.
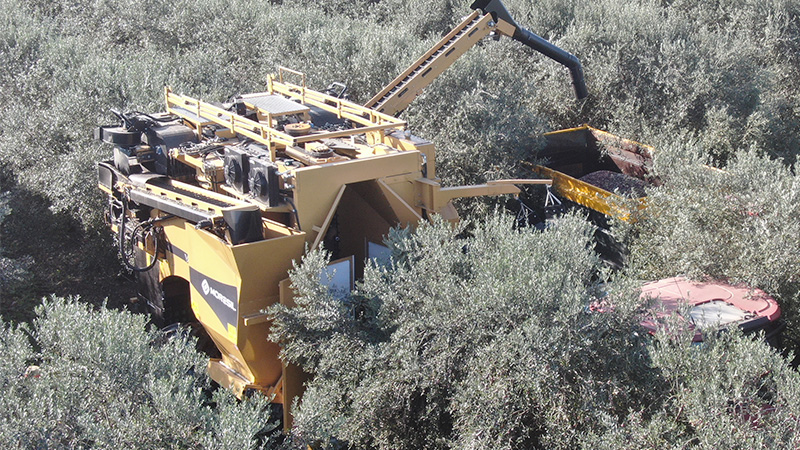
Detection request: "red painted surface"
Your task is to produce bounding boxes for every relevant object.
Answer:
[639,276,781,342]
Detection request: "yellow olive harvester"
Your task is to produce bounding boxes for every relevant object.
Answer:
[95,0,654,428]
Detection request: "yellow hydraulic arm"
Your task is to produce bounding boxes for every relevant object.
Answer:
[365,0,588,117]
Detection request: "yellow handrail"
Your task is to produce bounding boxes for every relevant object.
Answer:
[164,80,407,163]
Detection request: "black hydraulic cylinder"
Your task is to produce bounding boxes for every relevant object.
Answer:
[471,0,588,100]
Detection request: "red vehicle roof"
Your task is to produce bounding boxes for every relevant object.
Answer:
[639,276,781,342]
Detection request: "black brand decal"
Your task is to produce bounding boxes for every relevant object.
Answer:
[190,268,238,330]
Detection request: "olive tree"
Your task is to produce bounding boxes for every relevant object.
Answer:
[270,213,658,449]
[0,297,277,450]
[271,211,800,449]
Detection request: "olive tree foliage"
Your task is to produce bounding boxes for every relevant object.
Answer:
[623,141,800,340]
[270,213,659,450]
[404,45,550,195]
[581,327,800,450]
[0,298,276,450]
[271,212,800,449]
[2,0,800,444]
[506,0,800,165]
[649,329,800,449]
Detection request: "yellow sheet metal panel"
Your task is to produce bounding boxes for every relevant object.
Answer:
[208,359,253,398]
[158,218,193,280]
[535,125,654,221]
[230,226,306,388]
[543,124,591,138]
[376,177,424,225]
[530,165,645,221]
[381,131,436,179]
[168,217,305,388]
[292,151,423,240]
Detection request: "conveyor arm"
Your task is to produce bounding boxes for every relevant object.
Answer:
[366,0,588,117]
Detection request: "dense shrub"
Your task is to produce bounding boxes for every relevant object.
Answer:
[271,213,800,449]
[650,327,800,449]
[270,213,661,449]
[2,0,800,445]
[0,297,277,449]
[582,327,800,450]
[624,142,800,343]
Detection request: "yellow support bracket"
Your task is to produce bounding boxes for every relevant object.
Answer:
[416,178,551,212]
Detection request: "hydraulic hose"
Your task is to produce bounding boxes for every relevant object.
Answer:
[118,199,161,273]
[285,197,301,232]
[471,0,589,100]
[511,27,588,100]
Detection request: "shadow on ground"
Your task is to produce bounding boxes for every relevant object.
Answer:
[0,183,136,323]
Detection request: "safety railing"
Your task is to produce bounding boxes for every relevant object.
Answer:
[164,78,407,162]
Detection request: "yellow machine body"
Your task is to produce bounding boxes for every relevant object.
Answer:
[94,0,636,429]
[97,72,547,427]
